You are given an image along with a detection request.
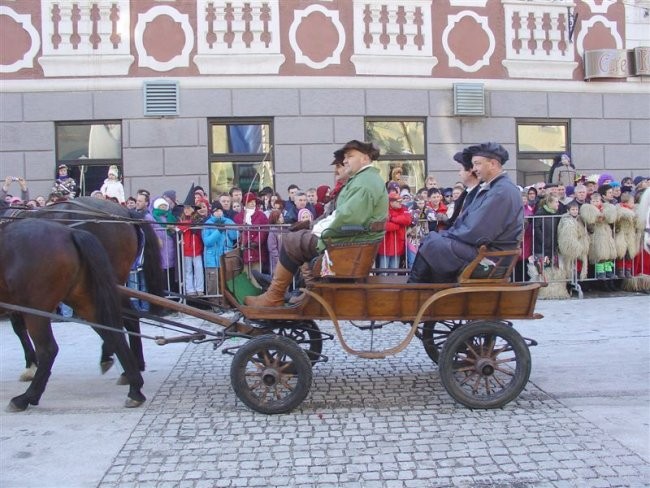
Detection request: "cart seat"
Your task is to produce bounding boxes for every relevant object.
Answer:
[457,245,521,283]
[312,240,381,281]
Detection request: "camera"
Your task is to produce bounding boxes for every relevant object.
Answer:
[11,177,19,181]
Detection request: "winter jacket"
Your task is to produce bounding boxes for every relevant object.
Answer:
[234,208,269,264]
[202,215,237,268]
[378,204,412,257]
[533,206,560,258]
[178,217,204,258]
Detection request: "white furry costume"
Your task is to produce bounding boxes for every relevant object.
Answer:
[580,202,617,263]
[557,212,590,280]
[614,206,639,260]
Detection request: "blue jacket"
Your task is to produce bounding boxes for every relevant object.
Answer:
[202,216,238,268]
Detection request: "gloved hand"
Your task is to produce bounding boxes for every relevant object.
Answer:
[289,220,311,232]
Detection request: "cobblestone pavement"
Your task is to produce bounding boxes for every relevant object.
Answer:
[95,305,649,487]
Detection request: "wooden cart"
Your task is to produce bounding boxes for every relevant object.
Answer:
[216,244,543,414]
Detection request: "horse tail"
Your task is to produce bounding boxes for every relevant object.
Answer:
[70,229,122,331]
[138,221,166,313]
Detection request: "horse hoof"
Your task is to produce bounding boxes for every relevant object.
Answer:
[100,359,115,375]
[124,398,144,408]
[6,399,28,412]
[116,374,129,386]
[19,364,37,382]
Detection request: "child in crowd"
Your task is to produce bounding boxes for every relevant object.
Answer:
[177,201,204,296]
[100,165,125,203]
[377,192,412,273]
[580,191,617,280]
[202,202,238,299]
[426,188,448,232]
[407,196,432,268]
[614,193,638,279]
[557,200,590,280]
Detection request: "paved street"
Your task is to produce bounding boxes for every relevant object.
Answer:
[1,294,648,487]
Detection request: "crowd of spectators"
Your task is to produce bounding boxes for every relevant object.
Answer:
[2,155,649,299]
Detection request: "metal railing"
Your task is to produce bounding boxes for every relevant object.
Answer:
[139,215,647,304]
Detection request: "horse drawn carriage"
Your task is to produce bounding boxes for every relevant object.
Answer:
[1,199,543,415]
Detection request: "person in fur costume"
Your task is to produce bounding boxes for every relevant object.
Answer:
[614,194,638,278]
[623,189,650,292]
[557,200,590,281]
[100,165,125,203]
[580,192,617,279]
[528,194,568,299]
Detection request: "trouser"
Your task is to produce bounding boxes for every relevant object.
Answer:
[408,232,477,283]
[183,255,205,294]
[279,230,319,273]
[205,268,218,296]
[127,269,149,312]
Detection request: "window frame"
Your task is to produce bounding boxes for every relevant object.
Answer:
[515,119,571,185]
[364,117,427,192]
[207,117,274,197]
[54,120,123,197]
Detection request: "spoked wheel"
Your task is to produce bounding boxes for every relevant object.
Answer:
[270,321,323,365]
[421,320,467,364]
[230,335,312,414]
[439,321,531,409]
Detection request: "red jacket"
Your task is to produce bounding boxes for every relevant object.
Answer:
[234,208,269,264]
[178,218,204,257]
[379,204,412,256]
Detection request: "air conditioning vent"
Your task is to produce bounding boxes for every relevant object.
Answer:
[143,80,179,117]
[453,83,485,116]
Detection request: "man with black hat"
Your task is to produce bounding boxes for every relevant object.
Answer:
[245,140,388,307]
[408,142,523,283]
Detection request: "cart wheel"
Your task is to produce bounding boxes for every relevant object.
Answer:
[421,320,466,364]
[439,321,531,409]
[230,335,312,414]
[271,321,323,365]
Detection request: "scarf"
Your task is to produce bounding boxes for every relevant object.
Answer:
[543,204,557,214]
[152,208,177,236]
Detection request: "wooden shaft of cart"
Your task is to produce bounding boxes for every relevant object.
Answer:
[118,285,255,334]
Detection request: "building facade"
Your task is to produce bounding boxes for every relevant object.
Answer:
[1,0,649,201]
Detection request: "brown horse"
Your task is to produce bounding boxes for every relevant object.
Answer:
[0,219,145,411]
[7,197,165,379]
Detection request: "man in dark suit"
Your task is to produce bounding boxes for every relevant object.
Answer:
[408,142,523,283]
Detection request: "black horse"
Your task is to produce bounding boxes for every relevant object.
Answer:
[0,219,146,410]
[5,197,165,379]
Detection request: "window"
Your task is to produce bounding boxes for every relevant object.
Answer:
[365,118,426,192]
[208,119,273,201]
[55,121,123,196]
[516,120,570,186]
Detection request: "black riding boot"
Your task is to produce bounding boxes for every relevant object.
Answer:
[407,254,433,283]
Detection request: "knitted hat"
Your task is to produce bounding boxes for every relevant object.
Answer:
[242,192,257,204]
[153,198,168,210]
[297,208,313,221]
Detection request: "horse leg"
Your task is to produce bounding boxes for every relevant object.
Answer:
[124,313,145,372]
[10,313,38,381]
[97,327,146,408]
[8,317,58,412]
[100,340,115,374]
